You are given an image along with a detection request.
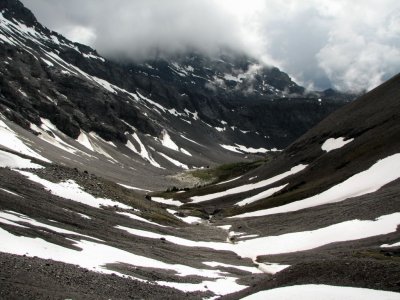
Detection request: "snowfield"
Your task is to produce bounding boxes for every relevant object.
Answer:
[0,119,50,162]
[0,150,43,169]
[241,284,400,300]
[116,213,400,258]
[322,137,354,152]
[0,220,248,295]
[16,171,132,209]
[232,153,400,218]
[191,164,307,203]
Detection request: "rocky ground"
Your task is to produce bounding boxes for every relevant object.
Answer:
[1,158,399,299]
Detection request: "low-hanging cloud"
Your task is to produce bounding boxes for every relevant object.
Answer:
[21,0,400,92]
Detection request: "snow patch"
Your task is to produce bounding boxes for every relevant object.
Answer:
[191,164,307,203]
[117,212,168,228]
[151,197,183,207]
[235,184,288,207]
[0,150,43,169]
[17,171,132,209]
[0,188,22,197]
[159,153,189,170]
[167,209,202,224]
[233,153,400,218]
[322,137,354,152]
[117,183,152,192]
[381,241,400,248]
[0,119,51,162]
[203,261,261,274]
[161,130,179,151]
[76,131,94,151]
[220,144,272,154]
[241,284,400,300]
[256,262,290,274]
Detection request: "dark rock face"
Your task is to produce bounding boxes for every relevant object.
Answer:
[0,0,351,153]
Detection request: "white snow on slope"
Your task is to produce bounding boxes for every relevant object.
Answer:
[131,133,162,168]
[167,209,202,224]
[117,213,400,259]
[76,131,94,151]
[159,152,189,170]
[92,76,117,94]
[0,211,102,241]
[381,241,400,248]
[41,57,54,67]
[117,183,152,192]
[256,262,290,274]
[235,184,288,207]
[0,150,43,169]
[220,144,241,153]
[160,130,192,156]
[16,171,131,209]
[220,144,272,154]
[231,213,400,258]
[0,188,22,197]
[180,148,192,156]
[82,53,105,62]
[216,176,242,186]
[117,212,168,228]
[150,197,183,207]
[203,261,261,274]
[322,137,354,152]
[233,153,400,218]
[0,227,223,280]
[241,284,400,300]
[0,120,50,162]
[181,135,204,147]
[0,18,139,105]
[0,220,247,295]
[88,133,117,162]
[161,130,179,151]
[136,91,168,114]
[30,120,79,155]
[158,277,246,295]
[191,164,307,203]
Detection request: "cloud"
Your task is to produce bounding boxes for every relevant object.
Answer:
[314,1,400,92]
[21,0,400,92]
[22,0,246,59]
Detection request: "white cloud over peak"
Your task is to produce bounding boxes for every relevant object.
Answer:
[21,0,400,92]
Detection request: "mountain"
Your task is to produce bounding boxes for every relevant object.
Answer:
[1,1,399,299]
[0,0,350,190]
[1,74,398,299]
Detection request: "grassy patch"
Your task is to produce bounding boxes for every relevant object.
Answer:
[154,157,273,199]
[191,159,269,184]
[353,249,400,261]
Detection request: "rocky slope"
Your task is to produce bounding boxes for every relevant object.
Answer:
[0,0,350,183]
[0,74,398,299]
[0,1,398,299]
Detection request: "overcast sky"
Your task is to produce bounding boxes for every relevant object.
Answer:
[21,0,400,92]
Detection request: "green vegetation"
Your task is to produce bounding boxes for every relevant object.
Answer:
[190,159,269,184]
[153,157,274,200]
[354,250,400,261]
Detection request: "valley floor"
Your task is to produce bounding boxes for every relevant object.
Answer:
[0,156,399,299]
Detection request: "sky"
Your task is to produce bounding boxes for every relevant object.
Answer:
[21,0,400,92]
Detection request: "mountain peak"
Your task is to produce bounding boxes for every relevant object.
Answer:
[0,0,39,28]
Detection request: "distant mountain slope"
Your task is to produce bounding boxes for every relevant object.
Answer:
[0,1,399,297]
[0,75,398,299]
[155,74,400,299]
[176,73,400,215]
[0,0,350,180]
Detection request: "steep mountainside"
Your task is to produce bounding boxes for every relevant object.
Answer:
[0,0,349,189]
[0,1,398,299]
[0,72,398,299]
